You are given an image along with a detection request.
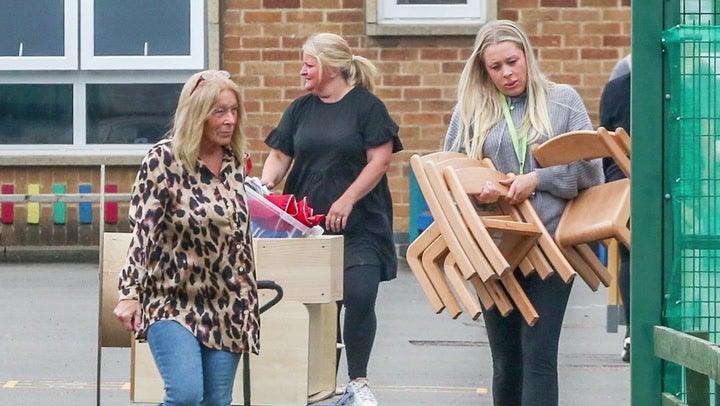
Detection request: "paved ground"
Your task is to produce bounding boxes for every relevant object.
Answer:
[0,260,629,405]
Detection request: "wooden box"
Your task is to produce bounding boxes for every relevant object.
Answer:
[253,235,344,303]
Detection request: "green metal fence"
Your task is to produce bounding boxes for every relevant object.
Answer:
[658,21,720,405]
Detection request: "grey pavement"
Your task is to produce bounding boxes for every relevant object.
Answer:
[0,260,629,405]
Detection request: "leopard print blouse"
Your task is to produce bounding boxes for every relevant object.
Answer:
[119,139,259,354]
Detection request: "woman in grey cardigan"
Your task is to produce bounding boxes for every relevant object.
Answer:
[444,20,603,406]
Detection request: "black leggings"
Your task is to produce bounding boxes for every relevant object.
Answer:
[482,271,573,406]
[618,245,631,338]
[336,264,381,380]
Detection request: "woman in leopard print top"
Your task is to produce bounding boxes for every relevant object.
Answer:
[113,69,257,405]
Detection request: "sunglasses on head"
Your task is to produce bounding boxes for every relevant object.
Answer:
[190,70,231,95]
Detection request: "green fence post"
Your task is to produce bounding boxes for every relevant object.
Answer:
[632,0,666,403]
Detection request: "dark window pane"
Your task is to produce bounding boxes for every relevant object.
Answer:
[86,83,181,144]
[0,84,72,144]
[94,0,191,56]
[0,0,64,56]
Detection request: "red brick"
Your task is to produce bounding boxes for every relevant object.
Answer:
[263,0,300,8]
[286,10,323,22]
[380,49,419,61]
[541,48,578,60]
[404,88,442,100]
[603,36,631,47]
[383,75,421,86]
[303,0,342,8]
[420,48,459,60]
[542,22,581,35]
[541,0,577,6]
[263,50,301,61]
[503,0,540,7]
[500,9,520,20]
[243,10,283,23]
[581,48,618,60]
[327,10,363,23]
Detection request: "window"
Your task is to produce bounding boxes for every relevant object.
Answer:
[0,0,78,70]
[0,0,206,153]
[381,0,484,21]
[81,0,204,70]
[366,0,496,36]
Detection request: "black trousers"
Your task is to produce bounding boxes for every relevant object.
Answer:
[482,271,573,406]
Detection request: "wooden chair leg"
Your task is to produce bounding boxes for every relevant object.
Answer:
[500,272,539,326]
[422,237,463,318]
[525,246,554,280]
[575,243,613,287]
[477,278,513,317]
[406,223,445,313]
[560,245,601,291]
[443,253,483,320]
[515,202,575,283]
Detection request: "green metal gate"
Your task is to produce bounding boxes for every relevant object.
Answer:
[634,1,720,404]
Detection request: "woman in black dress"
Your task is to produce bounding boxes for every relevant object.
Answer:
[260,32,402,406]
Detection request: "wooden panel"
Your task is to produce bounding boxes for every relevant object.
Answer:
[306,303,338,398]
[101,232,133,348]
[253,235,344,303]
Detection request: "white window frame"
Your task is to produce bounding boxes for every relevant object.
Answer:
[0,0,79,70]
[380,0,484,21]
[366,0,496,36]
[80,0,205,70]
[0,0,220,156]
[0,70,194,154]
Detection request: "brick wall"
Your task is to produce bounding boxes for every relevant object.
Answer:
[225,0,632,241]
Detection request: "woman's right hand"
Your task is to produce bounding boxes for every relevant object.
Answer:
[113,299,142,332]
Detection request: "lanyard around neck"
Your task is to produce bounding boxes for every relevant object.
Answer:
[500,93,527,174]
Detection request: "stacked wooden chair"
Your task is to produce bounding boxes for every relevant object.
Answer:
[407,152,574,326]
[532,127,631,291]
[407,126,631,323]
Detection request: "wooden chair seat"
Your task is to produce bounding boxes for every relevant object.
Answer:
[532,127,631,291]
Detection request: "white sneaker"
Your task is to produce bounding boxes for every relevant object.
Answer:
[346,378,378,406]
[621,337,630,363]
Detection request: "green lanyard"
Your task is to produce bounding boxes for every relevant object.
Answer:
[500,93,528,174]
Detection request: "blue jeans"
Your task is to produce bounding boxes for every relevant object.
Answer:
[147,320,241,406]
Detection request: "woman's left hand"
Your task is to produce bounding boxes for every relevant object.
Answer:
[325,197,353,232]
[499,171,538,205]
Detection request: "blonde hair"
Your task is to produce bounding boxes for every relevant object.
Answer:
[453,20,554,159]
[170,70,247,170]
[302,33,377,92]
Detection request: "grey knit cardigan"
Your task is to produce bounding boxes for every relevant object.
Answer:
[443,84,604,235]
